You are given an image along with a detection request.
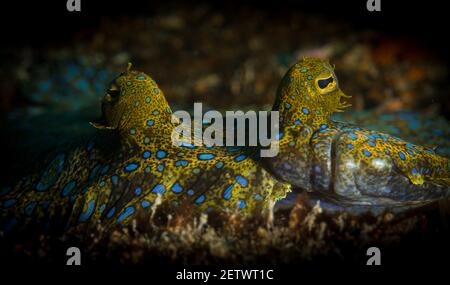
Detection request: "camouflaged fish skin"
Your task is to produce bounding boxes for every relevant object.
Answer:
[264,57,450,206]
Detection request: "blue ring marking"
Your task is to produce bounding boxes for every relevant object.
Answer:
[175,160,189,167]
[146,119,154,126]
[234,154,247,162]
[156,150,167,159]
[106,207,116,218]
[36,153,66,192]
[99,204,106,213]
[347,133,358,140]
[144,137,150,144]
[146,96,151,103]
[153,110,160,115]
[141,200,151,209]
[320,124,327,129]
[3,198,17,208]
[253,194,263,201]
[385,149,391,155]
[61,180,77,197]
[144,166,151,173]
[117,206,135,223]
[198,153,216,160]
[137,75,146,80]
[406,149,415,156]
[285,102,291,109]
[153,88,159,94]
[101,164,111,174]
[111,175,119,186]
[176,152,184,157]
[294,119,302,125]
[236,175,248,187]
[99,181,106,187]
[130,128,136,135]
[301,107,310,114]
[157,163,165,172]
[24,201,37,216]
[239,200,246,209]
[187,189,194,196]
[195,194,206,205]
[347,143,354,149]
[134,187,142,196]
[215,161,224,169]
[79,200,96,222]
[143,151,151,159]
[152,184,166,195]
[412,168,418,175]
[362,149,372,157]
[89,163,102,180]
[368,140,376,147]
[223,184,233,200]
[124,162,139,172]
[398,151,406,160]
[180,142,196,149]
[171,182,183,193]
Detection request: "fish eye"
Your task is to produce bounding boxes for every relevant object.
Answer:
[317,76,334,89]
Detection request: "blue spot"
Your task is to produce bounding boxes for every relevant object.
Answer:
[294,120,302,125]
[195,195,206,205]
[111,175,119,186]
[137,75,146,80]
[285,102,291,109]
[157,163,165,172]
[180,142,196,149]
[362,149,372,157]
[99,204,106,213]
[145,166,151,173]
[239,200,246,209]
[153,88,159,94]
[156,150,167,159]
[223,184,233,200]
[24,201,37,216]
[236,175,248,187]
[398,152,406,160]
[145,96,151,103]
[275,132,284,140]
[0,187,12,197]
[117,206,135,223]
[320,124,327,129]
[152,184,165,195]
[99,181,106,187]
[215,161,224,169]
[175,160,189,167]
[385,149,391,155]
[347,143,354,149]
[79,200,96,222]
[106,207,116,218]
[347,133,358,140]
[368,140,376,147]
[412,168,418,175]
[124,162,139,172]
[130,128,136,135]
[144,137,150,144]
[187,189,194,196]
[141,200,151,208]
[134,187,142,196]
[146,120,154,126]
[61,180,77,197]
[198,153,215,160]
[234,154,247,162]
[302,107,310,114]
[36,153,65,192]
[3,198,17,208]
[88,163,102,181]
[171,182,183,193]
[253,194,263,201]
[406,149,415,156]
[143,151,151,159]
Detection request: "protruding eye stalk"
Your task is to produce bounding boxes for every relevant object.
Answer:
[315,75,338,94]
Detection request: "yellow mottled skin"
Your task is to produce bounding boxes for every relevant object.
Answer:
[0,64,290,233]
